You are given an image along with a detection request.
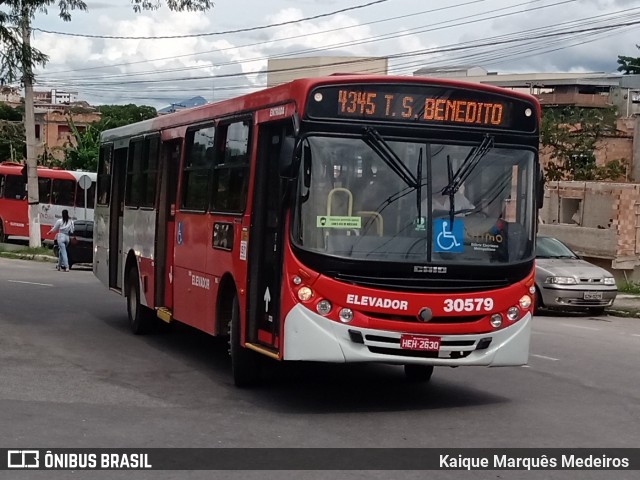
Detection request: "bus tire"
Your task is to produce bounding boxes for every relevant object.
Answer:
[0,218,5,243]
[404,364,434,383]
[229,295,260,387]
[534,286,544,314]
[126,266,153,335]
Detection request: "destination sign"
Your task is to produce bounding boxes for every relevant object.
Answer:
[306,84,537,132]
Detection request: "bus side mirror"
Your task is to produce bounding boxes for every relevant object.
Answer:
[21,164,28,183]
[278,135,299,179]
[536,167,545,209]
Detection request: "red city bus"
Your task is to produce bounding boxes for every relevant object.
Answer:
[0,162,96,242]
[94,75,543,386]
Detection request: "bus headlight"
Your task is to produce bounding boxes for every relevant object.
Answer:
[316,300,332,315]
[297,286,313,302]
[490,314,502,328]
[339,308,354,323]
[507,307,519,321]
[519,295,532,309]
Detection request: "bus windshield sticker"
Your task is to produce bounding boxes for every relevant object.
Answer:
[317,216,362,229]
[176,222,184,245]
[433,218,464,253]
[240,228,249,261]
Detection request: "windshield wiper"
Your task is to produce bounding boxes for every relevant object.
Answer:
[362,127,417,188]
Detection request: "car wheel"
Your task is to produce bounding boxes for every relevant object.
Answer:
[126,266,153,335]
[534,286,544,314]
[404,364,434,383]
[229,295,260,387]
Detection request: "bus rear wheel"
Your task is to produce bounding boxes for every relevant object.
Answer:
[0,218,5,243]
[229,295,260,387]
[126,267,153,335]
[404,364,434,383]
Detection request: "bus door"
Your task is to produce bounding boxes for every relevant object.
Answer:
[155,139,181,309]
[109,146,127,290]
[246,120,291,352]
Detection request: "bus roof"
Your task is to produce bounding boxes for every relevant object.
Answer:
[101,74,541,141]
[0,162,96,180]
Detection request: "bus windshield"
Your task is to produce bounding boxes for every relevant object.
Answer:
[292,135,535,265]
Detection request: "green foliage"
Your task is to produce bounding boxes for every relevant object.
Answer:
[617,45,640,75]
[95,104,157,130]
[0,118,25,161]
[62,104,157,171]
[540,106,625,181]
[130,0,213,12]
[0,103,22,121]
[63,119,101,172]
[619,281,640,295]
[0,1,87,82]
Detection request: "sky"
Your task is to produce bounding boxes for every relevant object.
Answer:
[10,0,640,110]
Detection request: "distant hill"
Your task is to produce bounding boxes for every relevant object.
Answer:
[158,96,207,114]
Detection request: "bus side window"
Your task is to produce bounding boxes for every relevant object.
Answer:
[39,177,52,204]
[4,174,25,200]
[76,181,96,209]
[211,120,250,213]
[181,125,215,212]
[97,145,113,206]
[52,179,75,206]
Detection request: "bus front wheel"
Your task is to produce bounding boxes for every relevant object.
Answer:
[126,267,153,335]
[404,364,434,383]
[229,295,260,387]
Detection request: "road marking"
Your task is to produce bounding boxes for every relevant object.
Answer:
[531,354,559,361]
[560,323,600,331]
[8,280,54,287]
[631,334,640,338]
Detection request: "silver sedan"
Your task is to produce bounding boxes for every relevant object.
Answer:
[535,236,617,314]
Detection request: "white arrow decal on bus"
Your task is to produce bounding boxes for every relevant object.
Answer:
[264,287,271,312]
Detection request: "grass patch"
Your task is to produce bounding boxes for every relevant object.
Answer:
[618,282,640,295]
[0,245,54,257]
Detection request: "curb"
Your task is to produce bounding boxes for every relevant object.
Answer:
[0,252,57,263]
[605,308,640,318]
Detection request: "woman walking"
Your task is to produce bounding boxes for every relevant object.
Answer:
[48,209,74,272]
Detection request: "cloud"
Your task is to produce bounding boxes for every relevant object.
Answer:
[23,0,640,108]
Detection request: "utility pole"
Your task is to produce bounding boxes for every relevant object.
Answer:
[21,4,41,247]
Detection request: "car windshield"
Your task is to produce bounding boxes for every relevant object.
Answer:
[536,237,579,259]
[292,135,536,265]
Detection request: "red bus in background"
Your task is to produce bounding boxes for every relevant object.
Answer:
[0,162,96,242]
[94,75,543,386]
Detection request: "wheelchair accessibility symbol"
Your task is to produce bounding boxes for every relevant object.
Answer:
[433,219,464,253]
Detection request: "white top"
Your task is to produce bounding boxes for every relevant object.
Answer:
[50,218,75,236]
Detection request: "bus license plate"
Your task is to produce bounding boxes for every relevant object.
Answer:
[584,292,603,300]
[400,335,441,352]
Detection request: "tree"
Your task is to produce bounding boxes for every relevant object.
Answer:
[541,106,626,181]
[63,118,100,171]
[62,104,157,171]
[617,45,640,75]
[0,0,213,247]
[96,104,157,130]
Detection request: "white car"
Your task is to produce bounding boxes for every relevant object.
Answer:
[535,236,617,315]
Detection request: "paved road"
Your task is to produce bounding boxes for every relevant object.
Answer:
[1,258,638,480]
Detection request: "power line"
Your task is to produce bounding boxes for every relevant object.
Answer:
[41,15,639,89]
[37,0,577,84]
[32,0,389,40]
[36,0,488,76]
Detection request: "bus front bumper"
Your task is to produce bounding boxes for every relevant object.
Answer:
[282,304,531,366]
